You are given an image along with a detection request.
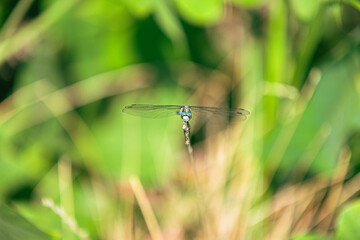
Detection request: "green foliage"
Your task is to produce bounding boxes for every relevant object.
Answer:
[231,0,265,8]
[335,201,360,240]
[0,204,51,240]
[291,233,330,240]
[175,0,223,26]
[0,0,359,239]
[291,0,323,21]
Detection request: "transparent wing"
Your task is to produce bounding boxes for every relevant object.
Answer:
[189,106,250,121]
[122,104,182,118]
[123,104,250,120]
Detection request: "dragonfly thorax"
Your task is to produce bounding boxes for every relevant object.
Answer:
[177,106,192,122]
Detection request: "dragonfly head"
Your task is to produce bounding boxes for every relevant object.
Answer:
[177,106,192,122]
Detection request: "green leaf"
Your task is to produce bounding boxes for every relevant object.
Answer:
[230,0,265,8]
[174,0,223,26]
[121,0,155,18]
[0,204,52,240]
[290,0,323,21]
[291,233,329,240]
[153,0,187,51]
[343,0,360,10]
[335,200,360,240]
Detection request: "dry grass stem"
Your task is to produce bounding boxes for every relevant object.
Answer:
[129,176,164,240]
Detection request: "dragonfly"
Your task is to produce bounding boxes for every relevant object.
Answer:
[122,104,250,145]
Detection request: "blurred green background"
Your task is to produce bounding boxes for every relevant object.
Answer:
[1,0,360,239]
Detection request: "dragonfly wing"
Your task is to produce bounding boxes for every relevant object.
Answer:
[189,106,250,121]
[122,104,182,118]
[126,104,183,109]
